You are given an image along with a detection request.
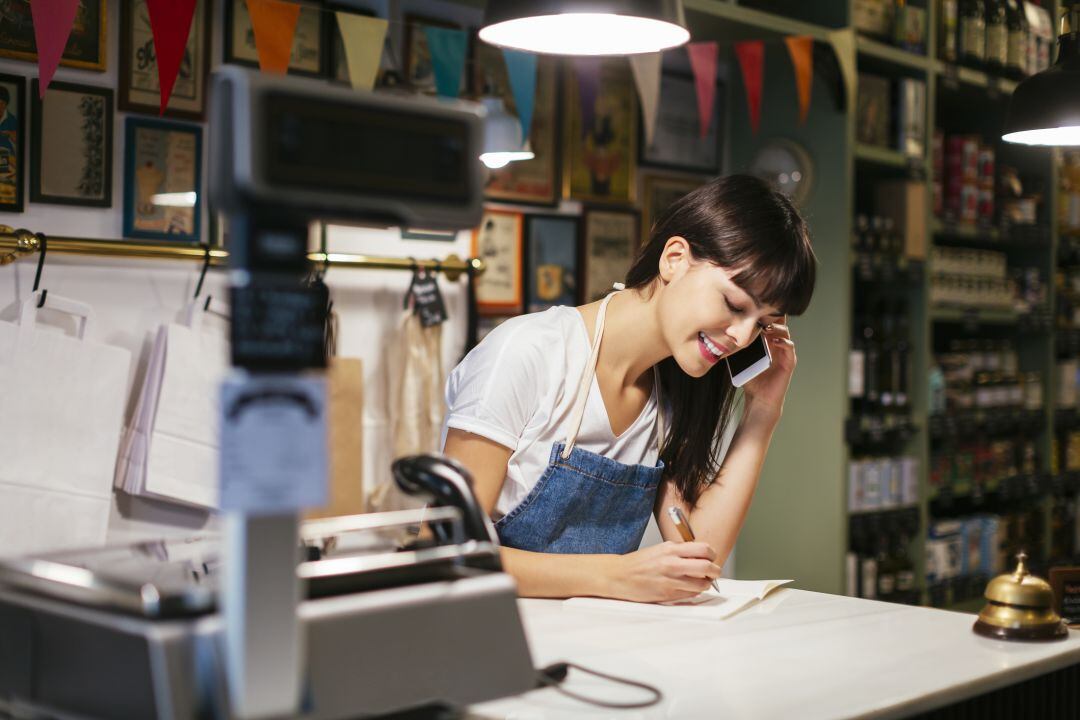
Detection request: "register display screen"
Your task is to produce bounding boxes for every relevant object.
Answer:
[264,93,470,204]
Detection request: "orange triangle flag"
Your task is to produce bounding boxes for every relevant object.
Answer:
[784,36,814,125]
[246,0,300,74]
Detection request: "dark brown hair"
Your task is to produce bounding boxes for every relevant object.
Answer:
[625,174,816,507]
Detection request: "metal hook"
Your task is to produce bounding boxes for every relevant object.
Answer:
[432,259,443,276]
[193,243,212,299]
[32,232,47,308]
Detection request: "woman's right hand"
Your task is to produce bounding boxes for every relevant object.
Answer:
[607,541,723,603]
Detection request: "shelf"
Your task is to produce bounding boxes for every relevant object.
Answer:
[929,473,1052,507]
[855,144,926,176]
[932,221,1051,249]
[930,307,1018,324]
[682,0,834,40]
[928,409,1047,441]
[856,35,932,72]
[934,62,1019,95]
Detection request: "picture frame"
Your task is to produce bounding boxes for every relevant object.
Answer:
[0,74,26,213]
[641,175,702,246]
[471,208,524,315]
[564,58,638,205]
[525,215,578,311]
[478,47,561,206]
[404,14,460,95]
[119,0,212,120]
[1049,566,1080,626]
[640,71,724,174]
[225,0,327,78]
[327,4,381,87]
[0,1,106,71]
[123,117,203,243]
[582,208,639,302]
[30,80,112,207]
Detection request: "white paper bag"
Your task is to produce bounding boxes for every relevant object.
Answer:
[0,291,131,557]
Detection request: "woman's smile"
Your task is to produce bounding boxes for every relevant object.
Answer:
[697,331,729,364]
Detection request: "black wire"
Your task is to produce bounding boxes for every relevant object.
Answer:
[535,662,663,710]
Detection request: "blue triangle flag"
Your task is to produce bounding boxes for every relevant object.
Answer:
[423,26,467,98]
[502,49,538,145]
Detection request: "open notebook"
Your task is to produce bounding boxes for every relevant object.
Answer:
[564,579,793,620]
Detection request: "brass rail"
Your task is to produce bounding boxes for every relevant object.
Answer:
[0,227,484,281]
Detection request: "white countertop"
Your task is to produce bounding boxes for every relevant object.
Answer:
[469,589,1080,720]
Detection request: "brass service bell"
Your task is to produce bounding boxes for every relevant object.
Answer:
[973,552,1069,641]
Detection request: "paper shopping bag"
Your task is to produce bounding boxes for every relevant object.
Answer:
[306,357,365,519]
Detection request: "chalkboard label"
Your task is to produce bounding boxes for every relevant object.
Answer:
[1050,566,1080,625]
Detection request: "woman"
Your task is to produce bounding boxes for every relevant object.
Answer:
[441,175,816,602]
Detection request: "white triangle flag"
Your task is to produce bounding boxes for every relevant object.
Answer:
[630,53,663,146]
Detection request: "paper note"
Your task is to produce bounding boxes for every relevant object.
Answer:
[565,579,793,620]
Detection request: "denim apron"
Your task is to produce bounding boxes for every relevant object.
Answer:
[494,292,665,554]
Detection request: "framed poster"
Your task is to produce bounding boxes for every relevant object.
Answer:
[225,0,327,77]
[119,0,211,120]
[641,175,702,245]
[471,209,524,315]
[0,1,106,71]
[477,46,561,205]
[123,118,202,242]
[0,74,25,213]
[30,80,112,207]
[582,209,638,302]
[525,215,578,311]
[405,14,459,95]
[641,72,724,175]
[563,59,638,205]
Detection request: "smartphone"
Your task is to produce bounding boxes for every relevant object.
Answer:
[726,333,772,387]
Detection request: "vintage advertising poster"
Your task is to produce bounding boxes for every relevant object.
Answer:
[583,209,638,302]
[0,0,105,71]
[0,74,24,212]
[124,119,202,242]
[526,215,578,311]
[226,0,325,76]
[471,209,524,315]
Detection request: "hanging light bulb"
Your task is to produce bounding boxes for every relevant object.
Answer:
[480,1,689,56]
[480,96,535,169]
[1003,3,1080,146]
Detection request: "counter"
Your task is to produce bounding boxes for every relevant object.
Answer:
[469,589,1080,719]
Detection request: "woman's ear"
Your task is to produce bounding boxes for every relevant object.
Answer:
[658,236,692,283]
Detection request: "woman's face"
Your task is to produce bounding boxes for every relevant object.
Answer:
[657,238,785,378]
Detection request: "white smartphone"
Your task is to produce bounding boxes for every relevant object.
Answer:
[726,334,772,387]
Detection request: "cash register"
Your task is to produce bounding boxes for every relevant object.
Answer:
[0,68,536,719]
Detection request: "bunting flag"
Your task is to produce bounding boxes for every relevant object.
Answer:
[734,41,765,134]
[146,0,199,114]
[686,42,718,139]
[784,36,814,124]
[30,0,81,97]
[246,0,301,74]
[827,28,857,112]
[335,12,388,91]
[424,26,467,98]
[630,53,663,146]
[574,57,602,139]
[502,49,537,144]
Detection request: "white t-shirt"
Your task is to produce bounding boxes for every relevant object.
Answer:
[441,306,662,519]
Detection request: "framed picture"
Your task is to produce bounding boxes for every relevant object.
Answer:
[119,0,211,120]
[0,1,106,71]
[471,208,524,315]
[0,74,26,213]
[478,47,561,205]
[582,209,638,302]
[641,175,702,246]
[641,72,723,174]
[225,0,326,77]
[123,118,202,242]
[525,215,578,311]
[30,80,112,207]
[327,4,383,86]
[564,58,638,205]
[405,14,459,95]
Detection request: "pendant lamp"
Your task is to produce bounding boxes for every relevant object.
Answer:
[480,97,535,169]
[479,1,689,56]
[1003,3,1080,145]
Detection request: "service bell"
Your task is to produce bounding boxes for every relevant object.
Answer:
[973,552,1069,641]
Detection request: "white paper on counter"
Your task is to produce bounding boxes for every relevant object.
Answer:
[564,578,793,620]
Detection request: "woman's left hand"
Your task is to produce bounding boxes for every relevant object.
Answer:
[741,319,796,417]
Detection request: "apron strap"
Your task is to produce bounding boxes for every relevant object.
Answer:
[562,292,665,459]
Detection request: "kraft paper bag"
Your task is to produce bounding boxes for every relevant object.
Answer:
[306,357,365,519]
[0,291,131,557]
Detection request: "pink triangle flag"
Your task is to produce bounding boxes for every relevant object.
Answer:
[31,0,81,97]
[686,42,718,139]
[734,41,765,135]
[147,0,199,114]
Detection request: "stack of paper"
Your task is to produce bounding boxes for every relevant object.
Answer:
[115,302,229,509]
[564,579,793,620]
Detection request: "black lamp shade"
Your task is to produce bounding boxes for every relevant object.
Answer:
[1004,34,1080,144]
[483,0,686,27]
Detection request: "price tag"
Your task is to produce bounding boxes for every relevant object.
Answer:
[410,273,448,327]
[220,374,328,515]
